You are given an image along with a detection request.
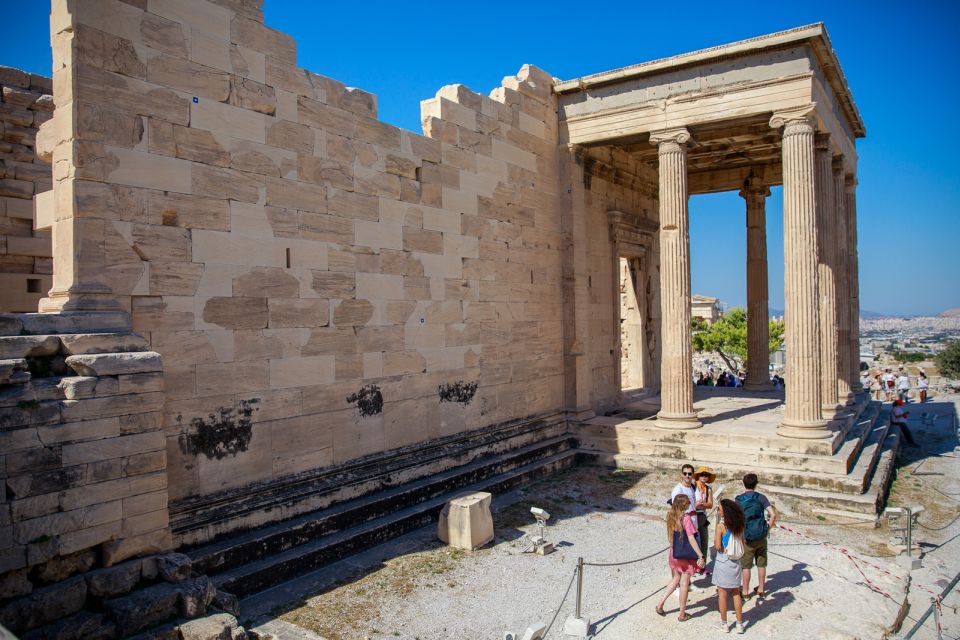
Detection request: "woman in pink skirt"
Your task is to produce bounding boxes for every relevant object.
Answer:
[655,494,705,621]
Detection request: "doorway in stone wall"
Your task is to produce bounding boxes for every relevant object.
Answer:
[619,255,647,391]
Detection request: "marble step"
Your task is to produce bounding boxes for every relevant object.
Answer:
[203,448,578,598]
[185,435,577,594]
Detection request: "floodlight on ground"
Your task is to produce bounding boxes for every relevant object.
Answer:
[524,506,554,555]
[885,505,924,570]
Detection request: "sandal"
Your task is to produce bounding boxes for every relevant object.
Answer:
[678,613,692,622]
[756,589,766,600]
[655,605,666,616]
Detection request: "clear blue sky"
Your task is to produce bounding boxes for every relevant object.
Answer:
[3,1,958,316]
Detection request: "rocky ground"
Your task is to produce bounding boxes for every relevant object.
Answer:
[242,397,960,640]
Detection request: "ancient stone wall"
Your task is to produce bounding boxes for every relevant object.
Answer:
[0,67,53,313]
[36,0,565,543]
[0,313,170,595]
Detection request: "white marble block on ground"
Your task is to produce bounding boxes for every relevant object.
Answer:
[438,491,494,550]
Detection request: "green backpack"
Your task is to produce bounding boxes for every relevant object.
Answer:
[737,493,769,541]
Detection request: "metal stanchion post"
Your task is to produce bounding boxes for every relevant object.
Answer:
[563,557,589,639]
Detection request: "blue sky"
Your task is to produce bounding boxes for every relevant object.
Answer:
[3,1,959,316]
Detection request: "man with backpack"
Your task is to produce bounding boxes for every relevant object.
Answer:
[736,473,778,601]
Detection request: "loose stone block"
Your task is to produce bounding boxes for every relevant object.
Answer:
[202,297,268,330]
[437,491,494,550]
[0,335,60,359]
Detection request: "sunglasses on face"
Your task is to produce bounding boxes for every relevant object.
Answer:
[682,472,694,476]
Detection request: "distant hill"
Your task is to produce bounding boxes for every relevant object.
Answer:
[860,310,890,319]
[940,308,960,318]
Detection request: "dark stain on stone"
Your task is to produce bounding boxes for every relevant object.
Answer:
[438,381,477,405]
[178,399,260,460]
[347,385,383,417]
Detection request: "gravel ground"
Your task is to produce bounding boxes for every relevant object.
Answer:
[245,397,960,640]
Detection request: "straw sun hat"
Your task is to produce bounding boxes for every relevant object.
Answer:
[693,466,716,483]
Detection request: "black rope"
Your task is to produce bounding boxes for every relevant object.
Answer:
[916,512,960,532]
[583,546,669,568]
[778,518,878,527]
[542,566,578,638]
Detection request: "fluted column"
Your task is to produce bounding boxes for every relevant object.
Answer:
[741,177,771,391]
[815,135,842,419]
[833,157,854,405]
[846,173,863,393]
[651,128,701,430]
[771,109,829,438]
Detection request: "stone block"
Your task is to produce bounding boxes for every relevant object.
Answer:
[86,558,143,597]
[195,361,268,396]
[268,298,329,328]
[437,492,494,550]
[157,552,192,582]
[190,30,232,73]
[332,299,373,326]
[264,176,325,212]
[265,119,312,154]
[230,16,296,64]
[101,528,172,567]
[32,549,96,584]
[106,147,191,194]
[178,612,239,640]
[269,355,335,389]
[75,64,190,126]
[356,272,403,300]
[231,44,266,83]
[326,189,377,221]
[0,66,30,88]
[229,76,276,115]
[233,267,299,298]
[0,335,60,359]
[61,431,165,466]
[202,297,268,329]
[65,351,162,376]
[0,575,86,634]
[151,0,233,41]
[57,333,147,355]
[19,610,116,640]
[191,98,265,144]
[148,192,229,231]
[141,12,189,58]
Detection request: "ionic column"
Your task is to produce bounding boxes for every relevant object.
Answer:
[815,135,842,419]
[741,177,771,391]
[846,173,863,393]
[651,128,701,430]
[770,109,829,438]
[833,157,854,405]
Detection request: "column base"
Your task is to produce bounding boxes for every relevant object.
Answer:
[40,284,122,313]
[656,410,702,430]
[777,418,831,439]
[820,403,845,421]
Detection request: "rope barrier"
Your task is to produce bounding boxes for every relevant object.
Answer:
[541,566,579,638]
[583,546,669,568]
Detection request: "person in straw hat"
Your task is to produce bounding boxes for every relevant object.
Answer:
[694,465,716,575]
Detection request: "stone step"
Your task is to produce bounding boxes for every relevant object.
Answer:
[0,312,131,337]
[172,412,568,546]
[202,447,578,597]
[186,434,574,578]
[577,399,881,475]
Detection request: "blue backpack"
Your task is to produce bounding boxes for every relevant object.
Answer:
[737,493,769,541]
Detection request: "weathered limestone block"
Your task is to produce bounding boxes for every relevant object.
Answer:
[0,335,60,359]
[157,552,192,583]
[58,332,149,355]
[229,76,276,115]
[86,558,143,597]
[0,575,86,634]
[102,528,173,568]
[0,568,32,599]
[147,54,230,102]
[65,352,162,376]
[202,297,268,329]
[0,314,25,336]
[19,610,115,640]
[438,492,494,550]
[32,548,96,584]
[231,16,296,64]
[148,192,230,231]
[141,12,189,58]
[178,612,240,640]
[103,581,180,637]
[268,298,329,328]
[0,65,30,88]
[0,358,30,385]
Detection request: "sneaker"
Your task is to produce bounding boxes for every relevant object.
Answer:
[717,620,730,633]
[736,621,746,634]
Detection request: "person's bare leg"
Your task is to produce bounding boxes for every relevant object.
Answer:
[658,571,681,611]
[733,590,743,622]
[718,587,728,624]
[679,573,691,618]
[757,566,767,594]
[742,567,751,596]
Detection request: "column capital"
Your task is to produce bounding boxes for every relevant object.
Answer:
[845,173,858,189]
[769,104,817,132]
[832,155,845,173]
[814,132,831,150]
[649,127,693,148]
[739,175,770,199]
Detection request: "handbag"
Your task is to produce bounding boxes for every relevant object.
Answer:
[672,515,701,560]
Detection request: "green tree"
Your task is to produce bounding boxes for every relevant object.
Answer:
[691,307,785,374]
[935,340,960,379]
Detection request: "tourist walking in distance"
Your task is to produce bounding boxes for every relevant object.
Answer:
[897,369,911,403]
[713,498,748,634]
[655,494,705,621]
[882,369,896,402]
[736,473,777,601]
[694,466,716,575]
[918,372,929,402]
